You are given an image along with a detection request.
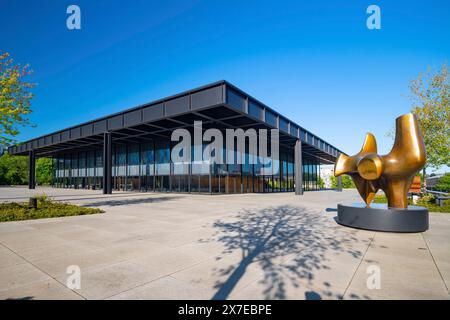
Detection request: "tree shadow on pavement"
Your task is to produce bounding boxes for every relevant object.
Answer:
[201,205,368,300]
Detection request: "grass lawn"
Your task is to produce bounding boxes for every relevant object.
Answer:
[373,194,450,213]
[0,195,103,222]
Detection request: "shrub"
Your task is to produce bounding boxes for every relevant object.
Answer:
[0,195,103,222]
[372,192,449,213]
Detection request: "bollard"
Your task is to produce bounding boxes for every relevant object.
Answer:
[29,197,38,209]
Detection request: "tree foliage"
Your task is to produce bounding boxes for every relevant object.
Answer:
[0,153,53,185]
[317,176,325,189]
[409,63,450,171]
[36,157,53,185]
[435,173,450,193]
[330,175,355,189]
[0,153,28,185]
[0,52,35,146]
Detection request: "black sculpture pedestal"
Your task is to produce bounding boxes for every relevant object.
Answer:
[336,203,429,233]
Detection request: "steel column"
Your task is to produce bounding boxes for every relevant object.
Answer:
[209,164,212,194]
[337,175,343,192]
[28,150,35,189]
[295,140,303,195]
[103,132,112,194]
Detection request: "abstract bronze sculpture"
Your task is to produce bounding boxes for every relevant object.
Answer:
[335,113,427,208]
[334,113,429,232]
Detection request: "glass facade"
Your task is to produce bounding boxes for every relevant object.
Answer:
[52,139,321,193]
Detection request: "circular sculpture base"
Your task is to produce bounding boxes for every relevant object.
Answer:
[337,203,429,233]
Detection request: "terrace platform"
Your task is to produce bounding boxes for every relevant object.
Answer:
[0,187,449,300]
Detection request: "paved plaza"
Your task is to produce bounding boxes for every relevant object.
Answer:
[0,187,449,300]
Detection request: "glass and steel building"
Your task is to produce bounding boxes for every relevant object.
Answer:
[8,81,343,194]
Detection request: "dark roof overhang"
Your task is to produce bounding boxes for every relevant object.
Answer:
[8,80,344,164]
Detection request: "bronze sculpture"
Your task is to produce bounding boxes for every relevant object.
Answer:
[334,113,427,209]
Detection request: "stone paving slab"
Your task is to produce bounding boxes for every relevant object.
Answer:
[0,186,449,300]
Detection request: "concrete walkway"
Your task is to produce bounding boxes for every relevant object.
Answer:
[0,187,449,300]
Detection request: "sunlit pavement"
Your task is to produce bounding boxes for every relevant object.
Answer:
[0,187,449,300]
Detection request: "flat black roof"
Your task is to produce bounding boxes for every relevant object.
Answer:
[8,80,343,164]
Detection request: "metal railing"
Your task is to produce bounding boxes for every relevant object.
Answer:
[425,189,450,207]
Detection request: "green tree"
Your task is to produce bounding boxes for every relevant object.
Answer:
[0,153,28,185]
[36,157,53,185]
[0,52,35,146]
[409,63,450,179]
[330,175,355,189]
[435,173,450,193]
[318,176,325,189]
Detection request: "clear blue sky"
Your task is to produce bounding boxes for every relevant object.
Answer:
[1,0,449,171]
